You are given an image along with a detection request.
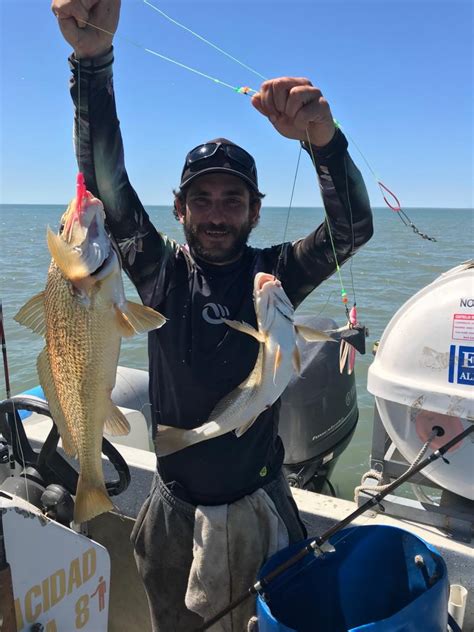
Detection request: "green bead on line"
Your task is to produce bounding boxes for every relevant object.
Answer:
[235,86,253,95]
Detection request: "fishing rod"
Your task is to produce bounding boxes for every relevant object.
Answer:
[0,306,16,631]
[196,424,474,631]
[0,301,12,400]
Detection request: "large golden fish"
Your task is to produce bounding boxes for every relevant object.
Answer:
[15,191,166,523]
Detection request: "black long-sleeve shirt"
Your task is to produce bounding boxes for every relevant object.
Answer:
[68,48,373,505]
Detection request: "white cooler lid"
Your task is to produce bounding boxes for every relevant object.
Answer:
[368,261,474,420]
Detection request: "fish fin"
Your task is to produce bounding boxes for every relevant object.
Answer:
[74,475,113,524]
[114,307,137,338]
[155,424,194,457]
[14,292,46,336]
[104,403,130,436]
[274,345,282,382]
[46,226,90,280]
[234,415,259,438]
[295,325,335,343]
[117,301,167,336]
[222,319,265,343]
[37,349,77,457]
[292,346,302,375]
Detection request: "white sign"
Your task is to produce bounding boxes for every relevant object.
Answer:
[2,498,110,631]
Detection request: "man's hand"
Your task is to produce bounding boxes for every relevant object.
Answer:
[51,0,120,59]
[252,77,336,147]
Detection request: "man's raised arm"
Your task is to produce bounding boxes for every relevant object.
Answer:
[52,0,172,302]
[252,77,373,305]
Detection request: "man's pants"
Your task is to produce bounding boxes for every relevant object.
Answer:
[130,471,306,632]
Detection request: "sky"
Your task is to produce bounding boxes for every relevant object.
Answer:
[0,0,472,208]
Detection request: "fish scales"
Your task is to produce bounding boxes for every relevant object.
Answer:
[44,262,119,462]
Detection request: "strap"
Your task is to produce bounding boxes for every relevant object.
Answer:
[448,613,462,632]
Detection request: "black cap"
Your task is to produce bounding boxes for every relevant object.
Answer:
[180,138,259,192]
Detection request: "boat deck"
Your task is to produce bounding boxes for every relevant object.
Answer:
[14,411,474,631]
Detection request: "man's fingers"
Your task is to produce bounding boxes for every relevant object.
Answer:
[285,85,323,120]
[250,93,266,116]
[258,81,279,119]
[257,77,321,120]
[293,96,332,130]
[271,77,311,114]
[52,0,90,26]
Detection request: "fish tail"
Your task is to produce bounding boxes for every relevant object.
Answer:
[155,424,195,457]
[74,474,113,524]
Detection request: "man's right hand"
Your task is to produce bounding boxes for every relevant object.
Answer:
[51,0,120,59]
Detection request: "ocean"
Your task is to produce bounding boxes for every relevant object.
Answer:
[1,204,472,500]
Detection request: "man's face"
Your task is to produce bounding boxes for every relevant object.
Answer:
[176,173,261,265]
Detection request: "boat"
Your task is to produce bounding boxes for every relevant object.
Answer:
[0,265,472,631]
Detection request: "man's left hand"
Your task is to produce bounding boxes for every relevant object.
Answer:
[251,77,336,147]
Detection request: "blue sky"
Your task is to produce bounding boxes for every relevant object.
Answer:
[1,0,472,208]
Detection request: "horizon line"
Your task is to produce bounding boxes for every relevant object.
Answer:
[1,203,473,211]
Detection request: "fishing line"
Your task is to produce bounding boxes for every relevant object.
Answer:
[342,155,357,305]
[334,120,437,242]
[135,4,361,315]
[143,0,268,81]
[142,1,312,264]
[79,19,349,276]
[78,20,258,95]
[141,3,437,243]
[305,130,350,317]
[275,144,302,278]
[77,19,301,257]
[312,290,336,319]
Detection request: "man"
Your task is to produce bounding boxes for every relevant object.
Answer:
[52,1,373,629]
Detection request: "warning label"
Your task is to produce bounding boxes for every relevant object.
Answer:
[452,314,474,341]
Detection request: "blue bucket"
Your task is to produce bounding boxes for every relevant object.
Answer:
[257,525,449,632]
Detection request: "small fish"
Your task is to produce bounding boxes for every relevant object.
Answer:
[15,191,166,523]
[155,272,333,456]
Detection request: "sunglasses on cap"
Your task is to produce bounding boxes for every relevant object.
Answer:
[185,142,257,176]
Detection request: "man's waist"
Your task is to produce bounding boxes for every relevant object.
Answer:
[156,437,285,506]
[156,460,283,507]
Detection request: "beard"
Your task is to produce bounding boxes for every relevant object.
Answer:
[183,219,253,264]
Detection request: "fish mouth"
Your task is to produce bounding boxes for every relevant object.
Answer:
[47,194,111,283]
[61,195,104,238]
[255,273,279,292]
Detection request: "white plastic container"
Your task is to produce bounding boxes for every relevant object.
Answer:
[448,584,468,630]
[368,261,474,500]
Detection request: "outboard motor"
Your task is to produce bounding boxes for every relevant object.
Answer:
[280,315,359,492]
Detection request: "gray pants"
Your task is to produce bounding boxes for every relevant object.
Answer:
[130,471,306,632]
